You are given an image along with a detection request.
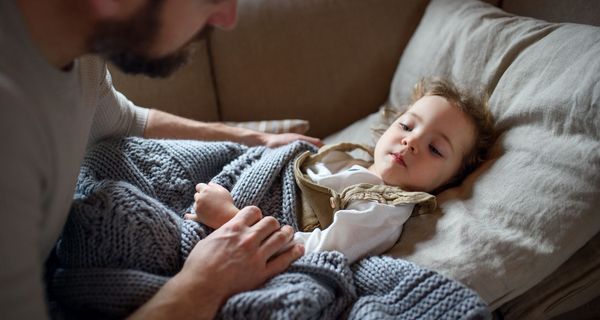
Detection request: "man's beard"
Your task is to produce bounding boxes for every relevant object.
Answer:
[88,0,209,78]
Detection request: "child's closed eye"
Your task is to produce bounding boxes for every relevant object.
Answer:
[429,144,443,157]
[399,123,412,131]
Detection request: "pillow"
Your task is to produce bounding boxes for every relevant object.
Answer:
[224,119,310,134]
[323,108,382,146]
[376,0,600,313]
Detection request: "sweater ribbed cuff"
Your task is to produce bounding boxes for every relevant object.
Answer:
[132,106,150,137]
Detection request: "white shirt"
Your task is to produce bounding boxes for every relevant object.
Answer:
[294,151,413,264]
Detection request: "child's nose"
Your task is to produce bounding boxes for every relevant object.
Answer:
[402,137,419,154]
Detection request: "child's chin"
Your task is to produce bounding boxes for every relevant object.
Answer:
[381,175,407,189]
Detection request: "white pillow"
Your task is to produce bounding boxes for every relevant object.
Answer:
[326,0,600,311]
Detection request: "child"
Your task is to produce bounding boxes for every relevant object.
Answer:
[185,77,495,264]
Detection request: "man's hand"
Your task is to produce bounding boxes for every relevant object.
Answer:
[185,206,303,297]
[129,206,303,320]
[184,182,238,229]
[259,132,323,148]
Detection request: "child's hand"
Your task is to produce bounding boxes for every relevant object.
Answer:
[184,182,239,229]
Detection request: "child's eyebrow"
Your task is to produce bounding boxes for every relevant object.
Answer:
[406,111,455,154]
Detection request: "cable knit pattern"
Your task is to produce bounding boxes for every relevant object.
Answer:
[218,252,356,320]
[48,137,490,319]
[349,256,491,320]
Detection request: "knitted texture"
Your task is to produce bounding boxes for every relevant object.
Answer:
[218,251,356,320]
[48,137,490,319]
[349,256,491,320]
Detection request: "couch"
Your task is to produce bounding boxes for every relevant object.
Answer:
[108,0,600,318]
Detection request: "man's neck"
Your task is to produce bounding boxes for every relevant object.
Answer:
[16,0,91,70]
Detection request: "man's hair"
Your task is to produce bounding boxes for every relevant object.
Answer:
[374,77,496,190]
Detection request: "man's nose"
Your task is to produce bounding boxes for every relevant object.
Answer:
[207,0,238,30]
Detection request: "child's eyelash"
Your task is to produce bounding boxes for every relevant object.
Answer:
[399,123,411,131]
[429,145,443,157]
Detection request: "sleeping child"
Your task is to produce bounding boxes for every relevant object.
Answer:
[185,77,496,264]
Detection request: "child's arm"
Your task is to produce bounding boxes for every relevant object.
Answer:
[184,183,239,229]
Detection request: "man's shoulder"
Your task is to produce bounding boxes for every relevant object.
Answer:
[79,55,107,74]
[78,55,108,83]
[0,73,42,143]
[0,71,27,108]
[0,72,48,165]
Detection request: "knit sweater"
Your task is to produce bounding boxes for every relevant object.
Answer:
[49,137,491,319]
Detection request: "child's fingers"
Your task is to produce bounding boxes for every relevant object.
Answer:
[195,183,208,192]
[184,213,199,221]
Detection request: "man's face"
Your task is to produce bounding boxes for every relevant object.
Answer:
[370,95,476,192]
[89,0,237,77]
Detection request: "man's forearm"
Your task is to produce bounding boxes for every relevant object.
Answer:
[144,109,264,145]
[127,271,224,320]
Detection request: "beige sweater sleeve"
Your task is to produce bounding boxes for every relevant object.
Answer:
[87,65,149,145]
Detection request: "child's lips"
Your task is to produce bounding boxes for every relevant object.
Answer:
[391,153,407,167]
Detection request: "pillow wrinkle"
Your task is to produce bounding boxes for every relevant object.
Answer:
[383,0,600,314]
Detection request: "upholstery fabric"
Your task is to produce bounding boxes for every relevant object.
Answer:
[209,0,429,138]
[503,0,600,26]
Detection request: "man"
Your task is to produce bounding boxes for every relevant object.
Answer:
[0,0,321,319]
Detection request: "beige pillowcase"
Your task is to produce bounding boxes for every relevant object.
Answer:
[224,119,310,134]
[379,0,600,313]
[323,108,383,147]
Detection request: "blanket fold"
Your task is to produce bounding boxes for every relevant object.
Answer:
[48,137,490,319]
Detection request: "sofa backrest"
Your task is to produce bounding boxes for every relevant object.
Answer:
[210,0,431,138]
[503,0,600,26]
[108,0,599,138]
[109,0,430,138]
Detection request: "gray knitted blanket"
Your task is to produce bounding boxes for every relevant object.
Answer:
[48,137,490,319]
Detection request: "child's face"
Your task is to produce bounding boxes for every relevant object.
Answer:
[370,95,476,192]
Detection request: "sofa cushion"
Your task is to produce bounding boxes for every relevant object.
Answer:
[503,0,600,26]
[379,0,600,313]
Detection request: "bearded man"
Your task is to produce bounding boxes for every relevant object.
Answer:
[0,1,320,319]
